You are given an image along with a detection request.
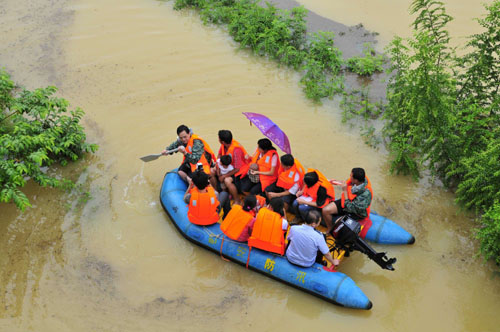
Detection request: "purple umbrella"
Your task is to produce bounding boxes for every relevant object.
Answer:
[242,112,291,154]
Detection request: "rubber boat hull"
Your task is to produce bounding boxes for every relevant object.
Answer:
[160,170,372,310]
[366,212,415,245]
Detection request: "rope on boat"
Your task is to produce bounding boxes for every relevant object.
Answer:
[219,236,230,262]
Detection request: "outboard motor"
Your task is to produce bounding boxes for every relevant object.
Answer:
[331,215,397,271]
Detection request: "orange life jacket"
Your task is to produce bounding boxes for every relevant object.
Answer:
[218,140,249,169]
[238,149,280,191]
[187,186,219,225]
[185,134,216,174]
[220,205,254,241]
[302,169,335,208]
[248,207,285,255]
[276,159,305,190]
[341,176,373,215]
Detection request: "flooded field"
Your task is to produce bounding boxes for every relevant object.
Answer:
[1,0,499,331]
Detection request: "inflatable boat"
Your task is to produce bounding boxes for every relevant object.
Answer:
[160,170,414,309]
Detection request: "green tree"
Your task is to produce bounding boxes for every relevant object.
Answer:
[0,69,98,211]
[383,0,457,179]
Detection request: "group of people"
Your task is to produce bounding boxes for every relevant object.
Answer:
[163,125,373,269]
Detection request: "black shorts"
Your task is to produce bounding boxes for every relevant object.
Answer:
[265,183,296,205]
[334,199,345,215]
[216,174,235,192]
[179,161,192,177]
[239,175,262,195]
[333,199,363,220]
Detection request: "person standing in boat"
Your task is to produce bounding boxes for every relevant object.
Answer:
[238,138,280,197]
[286,210,339,268]
[163,125,216,183]
[265,154,305,212]
[183,169,221,226]
[292,169,335,222]
[322,167,373,234]
[216,129,250,205]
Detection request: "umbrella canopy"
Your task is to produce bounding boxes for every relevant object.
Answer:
[242,112,291,154]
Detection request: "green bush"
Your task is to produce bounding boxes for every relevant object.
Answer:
[475,202,500,265]
[0,69,98,211]
[346,43,384,75]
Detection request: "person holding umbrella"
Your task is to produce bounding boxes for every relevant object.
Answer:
[238,138,280,196]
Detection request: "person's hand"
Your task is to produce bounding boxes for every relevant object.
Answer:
[178,145,186,154]
[161,149,167,155]
[296,190,303,197]
[333,258,340,266]
[219,174,227,182]
[268,192,277,199]
[341,181,348,191]
[296,197,307,205]
[250,169,258,175]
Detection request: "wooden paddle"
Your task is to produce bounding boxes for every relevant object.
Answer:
[140,147,179,162]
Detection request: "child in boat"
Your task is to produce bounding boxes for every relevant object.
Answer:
[216,155,234,190]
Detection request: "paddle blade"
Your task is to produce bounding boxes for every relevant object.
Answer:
[140,154,163,162]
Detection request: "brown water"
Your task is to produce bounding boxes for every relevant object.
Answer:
[1,0,499,331]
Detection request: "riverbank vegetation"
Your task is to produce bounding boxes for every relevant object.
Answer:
[384,0,499,264]
[170,0,500,264]
[0,69,98,211]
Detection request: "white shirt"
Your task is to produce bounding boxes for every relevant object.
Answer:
[217,158,234,175]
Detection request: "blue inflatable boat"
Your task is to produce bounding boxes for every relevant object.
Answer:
[160,170,414,309]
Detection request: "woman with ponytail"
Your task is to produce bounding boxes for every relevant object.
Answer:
[220,195,258,242]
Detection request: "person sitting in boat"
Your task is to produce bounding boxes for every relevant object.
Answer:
[292,169,335,222]
[265,154,305,212]
[163,125,216,183]
[286,210,339,268]
[215,129,250,204]
[322,167,373,233]
[238,138,280,197]
[248,197,289,255]
[220,195,258,242]
[183,169,221,226]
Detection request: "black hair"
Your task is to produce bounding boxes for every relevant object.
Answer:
[220,155,232,166]
[269,197,285,217]
[191,170,209,190]
[351,167,366,182]
[257,138,276,151]
[242,195,257,212]
[303,171,319,187]
[218,130,233,144]
[305,210,321,225]
[280,154,294,167]
[177,125,190,135]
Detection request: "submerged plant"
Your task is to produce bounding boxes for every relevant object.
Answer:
[346,43,384,75]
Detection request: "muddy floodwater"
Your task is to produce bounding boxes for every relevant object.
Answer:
[1,0,499,331]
